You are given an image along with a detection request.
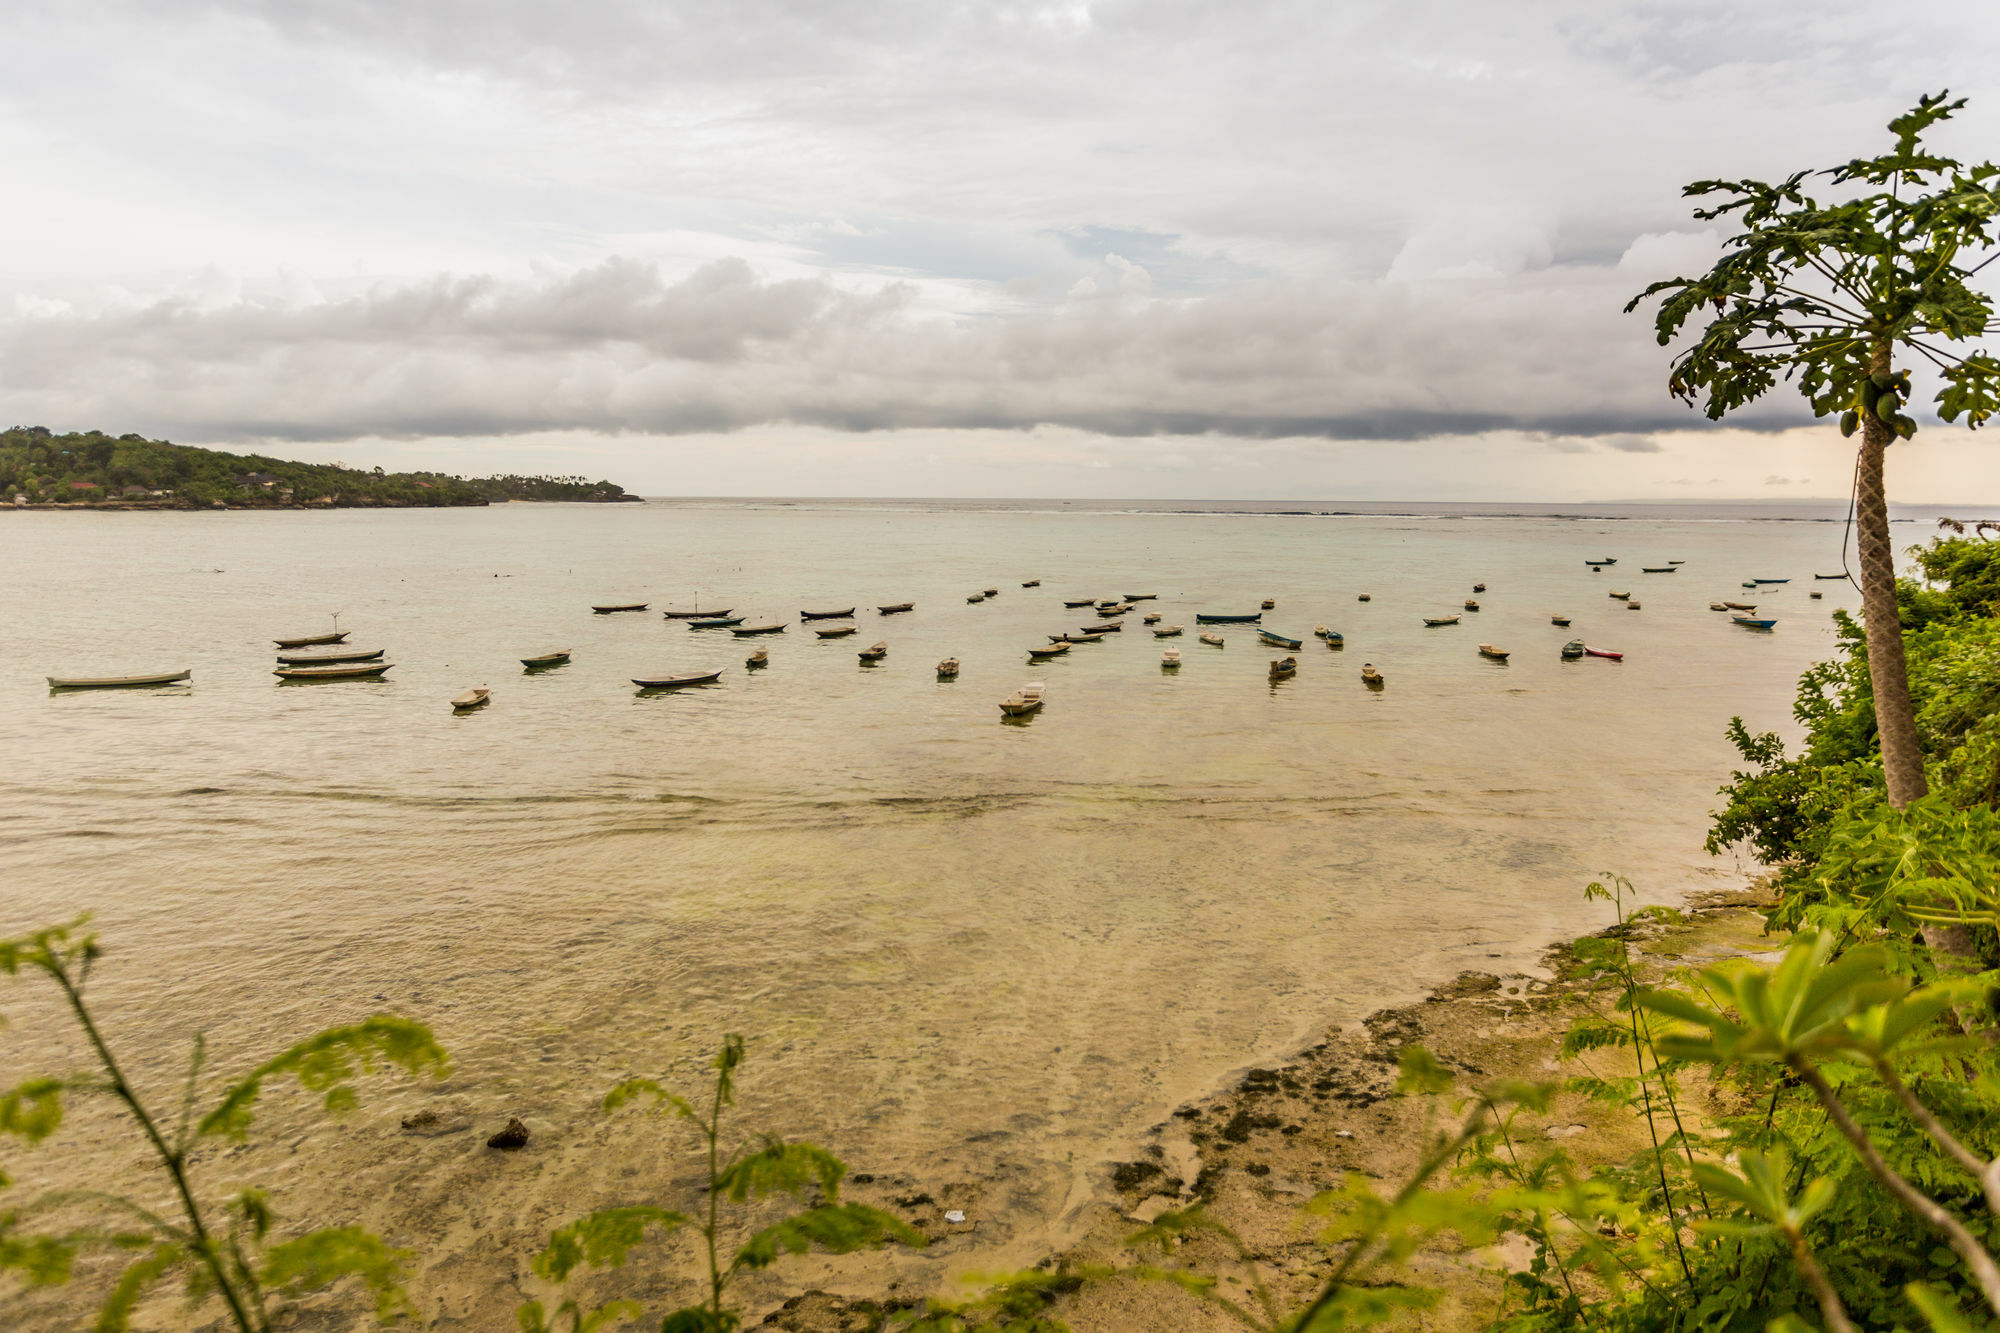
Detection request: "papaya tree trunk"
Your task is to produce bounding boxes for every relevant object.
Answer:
[1858,343,1987,1006]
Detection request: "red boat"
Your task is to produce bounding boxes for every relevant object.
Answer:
[1584,646,1624,661]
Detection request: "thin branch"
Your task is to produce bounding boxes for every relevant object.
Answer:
[1874,1060,2000,1214]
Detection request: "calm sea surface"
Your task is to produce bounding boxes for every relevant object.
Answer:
[2,498,1987,1323]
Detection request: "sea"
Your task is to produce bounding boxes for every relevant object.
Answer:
[3,497,1990,1326]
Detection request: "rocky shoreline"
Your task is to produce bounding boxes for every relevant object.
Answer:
[761,881,1775,1332]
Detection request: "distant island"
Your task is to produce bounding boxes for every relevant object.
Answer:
[0,427,641,509]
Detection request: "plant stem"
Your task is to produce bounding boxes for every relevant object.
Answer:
[1795,1060,2000,1316]
[1874,1060,2000,1214]
[1783,1226,1857,1333]
[46,959,262,1333]
[706,1065,725,1319]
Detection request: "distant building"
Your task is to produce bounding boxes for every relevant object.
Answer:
[235,472,281,488]
[121,485,150,497]
[69,481,99,491]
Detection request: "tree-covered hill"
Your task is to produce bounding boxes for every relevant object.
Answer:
[0,427,640,508]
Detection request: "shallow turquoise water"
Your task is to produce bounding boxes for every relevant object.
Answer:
[0,499,1948,1320]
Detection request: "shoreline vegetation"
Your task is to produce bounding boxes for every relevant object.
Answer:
[0,427,640,510]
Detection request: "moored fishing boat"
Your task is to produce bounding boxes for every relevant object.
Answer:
[1422,614,1460,627]
[1022,580,1040,587]
[48,669,192,690]
[276,647,384,665]
[1551,615,1571,626]
[998,681,1046,717]
[1357,593,1371,601]
[878,602,914,614]
[1810,590,1823,599]
[1089,621,1124,633]
[1064,631,1105,643]
[745,649,768,668]
[631,670,723,689]
[983,588,1000,597]
[1360,663,1383,685]
[1585,558,1616,566]
[1142,612,1162,624]
[1752,578,1791,584]
[1258,629,1303,650]
[1561,639,1585,660]
[274,662,393,681]
[800,607,855,620]
[1627,601,1642,610]
[521,649,571,668]
[1478,643,1510,661]
[1198,631,1225,647]
[1464,599,1480,611]
[1063,598,1095,608]
[968,593,987,603]
[859,641,888,661]
[1643,566,1677,573]
[687,616,745,629]
[1709,602,1731,611]
[592,603,648,614]
[273,630,349,649]
[1814,573,1847,580]
[1028,642,1070,658]
[1153,624,1184,637]
[1196,611,1262,623]
[731,622,787,635]
[1584,646,1623,660]
[451,686,490,710]
[1723,601,1757,611]
[1097,604,1131,616]
[814,624,858,638]
[1268,655,1297,679]
[1124,593,1158,602]
[662,607,732,619]
[1161,647,1181,668]
[1260,598,1276,609]
[937,658,959,677]
[1472,583,1486,593]
[1732,616,1778,630]
[1608,590,1630,599]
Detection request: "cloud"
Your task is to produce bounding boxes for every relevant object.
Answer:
[1599,433,1663,453]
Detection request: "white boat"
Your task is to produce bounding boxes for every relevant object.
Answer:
[1198,631,1225,647]
[451,686,491,710]
[1161,647,1182,667]
[48,669,192,690]
[999,681,1046,717]
[1153,625,1184,637]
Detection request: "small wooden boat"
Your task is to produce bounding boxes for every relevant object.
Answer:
[1089,621,1124,633]
[1709,602,1731,612]
[1260,598,1276,609]
[1627,601,1642,610]
[1551,616,1571,627]
[521,650,572,668]
[1608,590,1630,600]
[800,607,855,620]
[1313,624,1331,639]
[274,663,393,681]
[632,670,723,689]
[1269,655,1297,679]
[1153,625,1184,637]
[745,649,769,668]
[937,658,960,677]
[1258,629,1303,650]
[1472,583,1486,593]
[731,622,787,636]
[1422,615,1460,627]
[277,647,384,665]
[1125,593,1158,602]
[48,669,192,690]
[1464,599,1480,611]
[1323,632,1344,649]
[815,624,859,639]
[859,641,888,661]
[662,607,733,619]
[1161,647,1181,668]
[1669,560,1686,565]
[687,616,745,629]
[1064,631,1105,644]
[592,603,648,614]
[1063,599,1095,608]
[968,593,987,603]
[998,682,1046,717]
[1752,578,1791,584]
[274,630,349,649]
[1643,566,1676,573]
[878,603,914,614]
[1814,573,1847,580]
[1584,558,1616,566]
[1723,601,1757,611]
[1198,631,1225,647]
[1196,612,1262,624]
[983,588,1000,597]
[1810,591,1823,599]
[1028,642,1070,658]
[1022,580,1041,588]
[1142,612,1162,624]
[1360,663,1383,686]
[1741,581,1758,588]
[1583,646,1623,660]
[1097,604,1131,617]
[1732,616,1777,630]
[1478,643,1510,661]
[1357,594,1371,602]
[1561,639,1585,660]
[451,687,490,710]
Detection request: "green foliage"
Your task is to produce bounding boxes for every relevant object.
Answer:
[0,919,448,1331]
[0,425,634,508]
[526,1036,923,1332]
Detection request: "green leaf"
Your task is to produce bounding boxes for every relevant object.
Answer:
[199,1017,449,1140]
[715,1140,846,1203]
[1906,1281,1984,1332]
[532,1206,690,1282]
[733,1202,924,1272]
[1393,1045,1453,1096]
[601,1078,695,1121]
[258,1225,413,1322]
[659,1307,739,1333]
[93,1243,184,1333]
[0,1078,64,1144]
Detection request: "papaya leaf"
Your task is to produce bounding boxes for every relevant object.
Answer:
[715,1140,845,1203]
[94,1242,185,1333]
[601,1077,695,1121]
[0,1219,84,1286]
[733,1202,923,1272]
[258,1225,413,1322]
[532,1206,690,1282]
[199,1017,448,1140]
[1394,1045,1453,1096]
[0,1078,63,1144]
[1906,1280,1985,1332]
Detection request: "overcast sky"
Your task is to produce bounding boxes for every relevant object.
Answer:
[4,0,1998,499]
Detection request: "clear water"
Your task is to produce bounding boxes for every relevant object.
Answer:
[0,499,1971,1323]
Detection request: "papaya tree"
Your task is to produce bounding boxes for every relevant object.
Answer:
[1629,92,1999,972]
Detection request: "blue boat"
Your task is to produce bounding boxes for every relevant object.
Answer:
[1258,629,1303,650]
[1752,578,1791,584]
[1196,612,1263,623]
[1732,616,1777,630]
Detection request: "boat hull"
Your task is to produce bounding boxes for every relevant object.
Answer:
[632,671,723,688]
[591,604,648,613]
[521,652,571,667]
[273,632,348,649]
[1258,631,1303,649]
[49,670,192,689]
[274,664,393,681]
[1195,612,1262,623]
[877,603,914,614]
[687,617,744,629]
[277,648,384,665]
[800,608,855,620]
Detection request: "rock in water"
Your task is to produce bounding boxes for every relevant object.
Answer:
[487,1117,530,1150]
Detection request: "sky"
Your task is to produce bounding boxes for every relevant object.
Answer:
[3,0,1998,500]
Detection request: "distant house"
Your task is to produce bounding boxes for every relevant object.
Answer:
[69,481,98,491]
[121,485,151,497]
[235,472,280,488]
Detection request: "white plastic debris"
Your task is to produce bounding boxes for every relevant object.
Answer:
[943,1210,966,1224]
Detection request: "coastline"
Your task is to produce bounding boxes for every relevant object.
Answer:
[763,880,1774,1332]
